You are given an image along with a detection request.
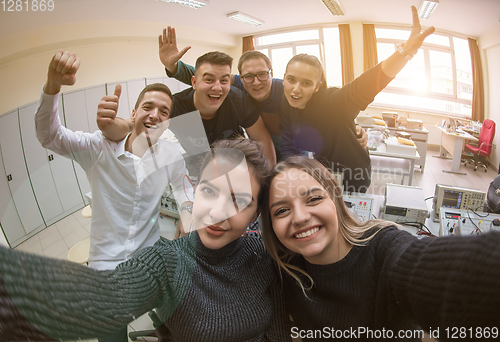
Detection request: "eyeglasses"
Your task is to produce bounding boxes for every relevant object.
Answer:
[241,70,271,84]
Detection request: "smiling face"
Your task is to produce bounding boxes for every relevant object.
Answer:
[130,90,171,144]
[193,157,260,250]
[283,61,322,109]
[268,167,350,264]
[192,63,231,119]
[240,57,273,103]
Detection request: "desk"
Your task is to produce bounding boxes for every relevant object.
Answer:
[360,125,429,172]
[434,126,478,175]
[369,145,420,186]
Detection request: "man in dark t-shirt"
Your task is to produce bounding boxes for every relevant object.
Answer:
[166,50,276,166]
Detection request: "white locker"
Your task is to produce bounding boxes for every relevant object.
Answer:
[18,102,64,226]
[62,90,90,132]
[61,90,91,202]
[19,102,84,226]
[85,85,106,134]
[126,79,147,115]
[0,144,24,246]
[146,77,184,94]
[0,111,45,237]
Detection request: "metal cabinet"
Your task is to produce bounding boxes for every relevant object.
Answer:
[18,101,84,226]
[0,110,45,245]
[0,77,188,247]
[61,85,107,204]
[0,143,24,247]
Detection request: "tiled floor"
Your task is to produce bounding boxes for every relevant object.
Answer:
[13,146,497,341]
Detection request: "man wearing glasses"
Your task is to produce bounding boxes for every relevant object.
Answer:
[159,27,366,160]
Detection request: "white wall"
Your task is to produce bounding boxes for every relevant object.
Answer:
[479,25,500,171]
[0,21,240,115]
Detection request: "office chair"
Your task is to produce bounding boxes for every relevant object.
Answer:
[464,119,496,172]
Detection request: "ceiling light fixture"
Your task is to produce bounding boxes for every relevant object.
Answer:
[320,0,344,16]
[227,11,264,26]
[418,0,439,19]
[156,0,209,9]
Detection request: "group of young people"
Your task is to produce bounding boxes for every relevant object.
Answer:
[2,5,500,342]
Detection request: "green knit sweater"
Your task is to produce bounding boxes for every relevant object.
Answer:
[0,232,290,341]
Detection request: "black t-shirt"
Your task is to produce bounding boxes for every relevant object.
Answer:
[170,86,260,146]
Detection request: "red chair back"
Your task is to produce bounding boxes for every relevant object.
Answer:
[478,119,496,156]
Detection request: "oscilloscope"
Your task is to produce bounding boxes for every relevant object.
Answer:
[432,184,486,222]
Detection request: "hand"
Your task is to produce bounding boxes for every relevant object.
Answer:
[44,51,80,95]
[356,125,368,149]
[97,84,121,131]
[403,5,435,55]
[158,26,191,74]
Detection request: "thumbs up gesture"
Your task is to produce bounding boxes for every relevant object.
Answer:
[97,84,122,131]
[44,51,80,95]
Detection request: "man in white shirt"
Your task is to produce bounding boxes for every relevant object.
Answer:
[36,50,192,341]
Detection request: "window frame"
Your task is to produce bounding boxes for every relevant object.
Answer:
[373,24,473,117]
[254,25,340,86]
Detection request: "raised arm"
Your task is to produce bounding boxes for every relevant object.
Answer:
[0,244,165,340]
[381,6,435,78]
[159,27,236,86]
[96,84,134,141]
[325,6,435,123]
[159,26,194,84]
[36,51,101,169]
[37,50,80,149]
[43,50,80,95]
[390,232,500,337]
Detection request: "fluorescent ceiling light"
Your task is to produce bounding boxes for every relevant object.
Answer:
[418,0,438,19]
[156,0,209,9]
[320,0,344,16]
[227,11,264,26]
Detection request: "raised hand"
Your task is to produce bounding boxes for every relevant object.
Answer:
[97,84,122,131]
[158,26,191,74]
[44,51,80,95]
[404,5,436,55]
[380,6,436,78]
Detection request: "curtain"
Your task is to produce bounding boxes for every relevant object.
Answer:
[468,37,484,122]
[339,24,354,85]
[242,36,255,53]
[363,24,378,71]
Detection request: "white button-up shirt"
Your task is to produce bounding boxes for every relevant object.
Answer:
[35,91,192,270]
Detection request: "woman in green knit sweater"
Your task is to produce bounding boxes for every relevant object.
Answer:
[0,138,291,342]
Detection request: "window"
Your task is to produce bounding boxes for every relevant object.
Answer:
[374,27,473,117]
[255,26,342,87]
